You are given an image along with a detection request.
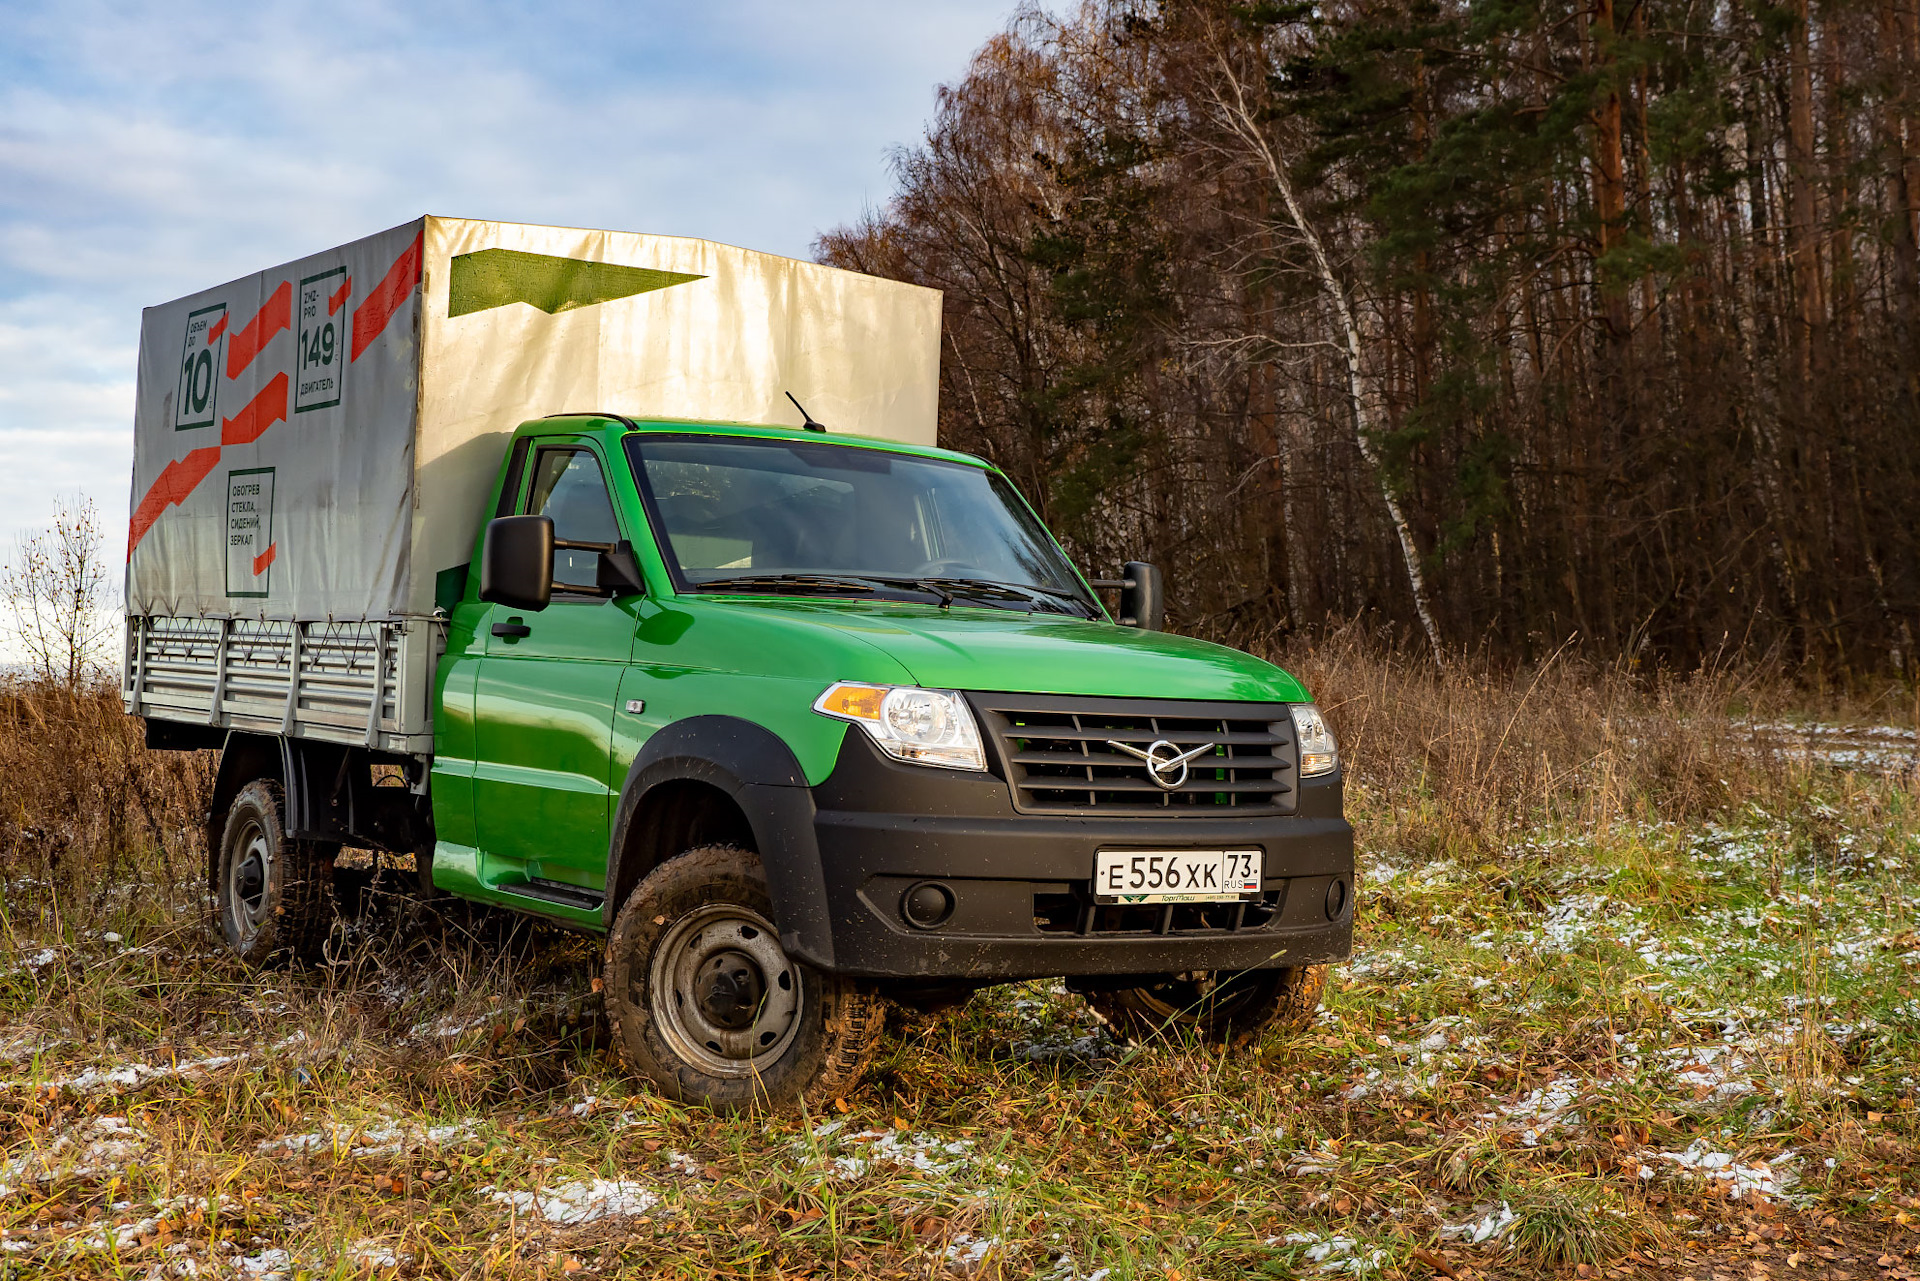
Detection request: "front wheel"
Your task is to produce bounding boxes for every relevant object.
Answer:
[603,846,884,1111]
[1080,965,1328,1048]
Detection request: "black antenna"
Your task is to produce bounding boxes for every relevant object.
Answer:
[785,392,827,433]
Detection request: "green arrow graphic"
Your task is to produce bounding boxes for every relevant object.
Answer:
[448,248,704,318]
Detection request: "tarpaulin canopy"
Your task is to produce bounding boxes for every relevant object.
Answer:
[126,216,943,622]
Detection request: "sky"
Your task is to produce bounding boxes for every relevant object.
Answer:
[0,0,1023,588]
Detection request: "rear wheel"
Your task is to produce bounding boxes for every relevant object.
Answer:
[1082,965,1328,1048]
[214,779,338,964]
[604,845,884,1111]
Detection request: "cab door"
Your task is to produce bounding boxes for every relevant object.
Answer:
[471,441,640,895]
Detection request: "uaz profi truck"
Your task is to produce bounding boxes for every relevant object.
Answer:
[126,217,1353,1109]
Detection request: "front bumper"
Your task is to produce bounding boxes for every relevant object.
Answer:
[795,732,1353,981]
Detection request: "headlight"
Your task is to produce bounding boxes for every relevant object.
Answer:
[814,682,987,772]
[1290,704,1338,777]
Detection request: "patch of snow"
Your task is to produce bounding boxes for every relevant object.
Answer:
[1481,1077,1582,1146]
[1440,1201,1516,1245]
[0,1113,151,1184]
[485,1178,659,1224]
[348,1239,410,1269]
[232,1248,295,1279]
[256,1118,480,1159]
[1655,1142,1796,1201]
[0,1033,308,1095]
[945,1232,999,1267]
[821,1128,976,1180]
[1274,1232,1390,1275]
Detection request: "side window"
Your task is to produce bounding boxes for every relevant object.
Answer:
[525,448,620,593]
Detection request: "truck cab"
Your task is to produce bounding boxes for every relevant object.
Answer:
[402,413,1352,1106]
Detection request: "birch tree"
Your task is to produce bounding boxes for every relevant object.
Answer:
[1189,16,1448,668]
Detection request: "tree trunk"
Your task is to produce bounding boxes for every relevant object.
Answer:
[1204,45,1448,668]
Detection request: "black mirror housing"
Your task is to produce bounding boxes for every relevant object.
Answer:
[1119,561,1164,631]
[480,515,554,612]
[596,541,646,597]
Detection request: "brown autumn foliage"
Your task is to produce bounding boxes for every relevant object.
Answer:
[0,680,211,919]
[819,0,1920,679]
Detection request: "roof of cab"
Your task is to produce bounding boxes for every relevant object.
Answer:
[521,413,992,470]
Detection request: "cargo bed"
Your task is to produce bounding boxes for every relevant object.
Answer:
[124,615,443,754]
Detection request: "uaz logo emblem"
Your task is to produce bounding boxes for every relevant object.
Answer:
[1106,738,1216,790]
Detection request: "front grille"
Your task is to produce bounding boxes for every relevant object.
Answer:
[970,693,1297,816]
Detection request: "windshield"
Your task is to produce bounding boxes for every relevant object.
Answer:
[624,434,1098,616]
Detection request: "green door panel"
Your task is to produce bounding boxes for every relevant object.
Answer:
[472,596,639,890]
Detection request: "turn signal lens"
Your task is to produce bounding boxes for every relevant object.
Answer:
[813,681,987,772]
[1291,704,1339,777]
[816,682,885,722]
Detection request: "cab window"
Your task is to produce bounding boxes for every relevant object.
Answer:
[525,447,620,593]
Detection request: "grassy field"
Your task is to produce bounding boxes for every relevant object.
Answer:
[2,650,1918,1279]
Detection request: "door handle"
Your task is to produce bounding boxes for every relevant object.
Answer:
[491,620,532,640]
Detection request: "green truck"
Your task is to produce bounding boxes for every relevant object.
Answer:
[125,219,1352,1109]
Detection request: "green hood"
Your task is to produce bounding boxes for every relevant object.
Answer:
[695,597,1309,703]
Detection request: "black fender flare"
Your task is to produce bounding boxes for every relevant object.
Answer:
[204,731,298,890]
[604,716,835,970]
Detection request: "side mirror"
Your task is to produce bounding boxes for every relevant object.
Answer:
[480,515,554,612]
[596,541,646,597]
[1118,561,1164,631]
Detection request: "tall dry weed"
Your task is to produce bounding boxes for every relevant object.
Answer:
[0,678,210,924]
[1273,626,1828,855]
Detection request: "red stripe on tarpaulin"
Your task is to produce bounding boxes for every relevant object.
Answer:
[206,313,228,345]
[252,542,277,575]
[126,447,222,559]
[225,281,291,380]
[125,374,291,559]
[328,276,351,315]
[351,231,422,362]
[221,373,288,446]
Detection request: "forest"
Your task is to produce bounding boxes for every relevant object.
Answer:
[820,0,1920,678]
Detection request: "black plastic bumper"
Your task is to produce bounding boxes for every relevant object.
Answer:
[794,732,1353,981]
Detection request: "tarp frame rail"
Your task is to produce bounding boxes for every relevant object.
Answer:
[123,614,443,756]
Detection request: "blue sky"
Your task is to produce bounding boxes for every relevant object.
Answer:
[0,0,1021,570]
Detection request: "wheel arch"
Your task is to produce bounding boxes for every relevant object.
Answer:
[606,716,834,970]
[205,732,291,892]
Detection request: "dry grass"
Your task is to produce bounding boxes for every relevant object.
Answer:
[1,654,1917,1279]
[0,678,209,919]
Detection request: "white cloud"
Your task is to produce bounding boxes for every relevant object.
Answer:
[0,0,1018,565]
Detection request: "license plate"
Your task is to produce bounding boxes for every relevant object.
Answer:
[1092,848,1263,904]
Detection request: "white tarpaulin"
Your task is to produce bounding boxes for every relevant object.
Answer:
[126,215,942,623]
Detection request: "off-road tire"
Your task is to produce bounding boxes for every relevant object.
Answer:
[214,779,338,964]
[1085,964,1329,1049]
[604,845,884,1112]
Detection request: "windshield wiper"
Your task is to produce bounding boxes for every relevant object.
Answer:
[694,574,882,596]
[908,576,1093,617]
[693,572,956,606]
[694,572,1088,616]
